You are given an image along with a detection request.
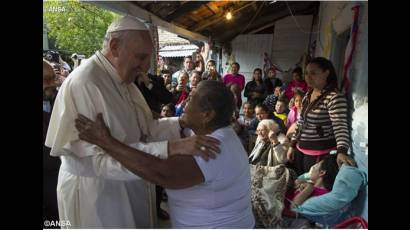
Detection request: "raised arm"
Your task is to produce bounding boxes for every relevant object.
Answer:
[96,136,205,189]
[75,113,221,189]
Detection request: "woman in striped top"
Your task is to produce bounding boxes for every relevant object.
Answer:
[287,57,355,175]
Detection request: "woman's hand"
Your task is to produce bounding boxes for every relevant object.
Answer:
[287,146,295,162]
[295,181,307,192]
[296,181,314,193]
[176,84,185,92]
[337,153,357,167]
[75,113,113,148]
[268,130,279,145]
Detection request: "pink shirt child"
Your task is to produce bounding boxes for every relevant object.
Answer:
[287,106,299,128]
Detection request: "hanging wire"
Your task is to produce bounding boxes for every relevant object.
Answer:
[239,1,266,34]
[285,1,320,34]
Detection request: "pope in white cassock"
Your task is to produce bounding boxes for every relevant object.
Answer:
[45,16,218,228]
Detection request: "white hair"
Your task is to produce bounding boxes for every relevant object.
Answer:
[178,71,189,82]
[257,119,280,134]
[101,30,134,54]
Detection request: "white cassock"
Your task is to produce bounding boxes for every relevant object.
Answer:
[45,51,181,228]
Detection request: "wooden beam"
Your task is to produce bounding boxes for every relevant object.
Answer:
[150,2,175,16]
[205,3,218,15]
[165,1,209,21]
[251,1,258,11]
[248,21,277,34]
[192,2,255,32]
[91,1,208,42]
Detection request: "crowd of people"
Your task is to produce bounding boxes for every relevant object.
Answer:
[43,15,358,229]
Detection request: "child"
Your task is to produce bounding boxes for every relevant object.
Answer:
[286,90,304,128]
[237,101,255,128]
[263,86,282,112]
[249,103,287,135]
[285,67,308,100]
[160,103,176,118]
[273,95,288,126]
[237,102,255,152]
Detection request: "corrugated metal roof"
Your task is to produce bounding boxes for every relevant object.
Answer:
[159,44,198,58]
[158,27,190,47]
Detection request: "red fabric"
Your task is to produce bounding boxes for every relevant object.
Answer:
[297,144,337,156]
[285,80,308,99]
[176,90,188,105]
[333,216,368,229]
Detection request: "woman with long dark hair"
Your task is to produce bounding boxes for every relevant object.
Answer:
[244,68,267,105]
[287,57,355,175]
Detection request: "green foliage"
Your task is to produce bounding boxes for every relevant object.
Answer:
[43,0,120,57]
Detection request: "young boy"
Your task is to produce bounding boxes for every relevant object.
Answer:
[274,96,288,126]
[161,69,173,92]
[263,86,282,112]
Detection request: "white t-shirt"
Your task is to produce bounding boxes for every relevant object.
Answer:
[166,126,255,228]
[237,115,253,127]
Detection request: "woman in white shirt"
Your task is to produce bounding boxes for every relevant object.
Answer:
[75,80,255,228]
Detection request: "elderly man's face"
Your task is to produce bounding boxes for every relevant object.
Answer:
[117,31,153,84]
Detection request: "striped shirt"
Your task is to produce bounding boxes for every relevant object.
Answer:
[291,90,350,154]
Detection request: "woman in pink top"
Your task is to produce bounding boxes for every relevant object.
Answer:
[285,67,308,100]
[223,62,245,108]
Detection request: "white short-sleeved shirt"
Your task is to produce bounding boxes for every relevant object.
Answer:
[166,126,255,228]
